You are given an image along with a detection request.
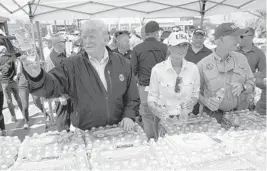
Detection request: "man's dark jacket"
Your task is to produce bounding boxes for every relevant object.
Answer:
[24,50,140,130]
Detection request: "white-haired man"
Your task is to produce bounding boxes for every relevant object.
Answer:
[19,20,140,131]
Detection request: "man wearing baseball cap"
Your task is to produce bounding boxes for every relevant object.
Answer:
[185,28,212,115]
[185,28,212,64]
[147,32,200,130]
[131,21,168,140]
[197,23,255,124]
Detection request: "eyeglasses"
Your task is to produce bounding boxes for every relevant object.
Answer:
[115,31,130,37]
[240,35,253,39]
[174,76,182,93]
[173,30,179,32]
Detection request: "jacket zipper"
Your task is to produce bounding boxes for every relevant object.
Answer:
[105,66,112,125]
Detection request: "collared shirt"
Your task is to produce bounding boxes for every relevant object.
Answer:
[185,45,212,64]
[237,44,266,73]
[131,37,168,86]
[197,51,256,111]
[88,48,109,91]
[147,57,200,112]
[112,48,132,61]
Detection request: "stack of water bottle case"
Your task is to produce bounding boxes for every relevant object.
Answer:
[1,110,266,170]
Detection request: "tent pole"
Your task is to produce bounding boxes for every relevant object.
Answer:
[200,0,207,29]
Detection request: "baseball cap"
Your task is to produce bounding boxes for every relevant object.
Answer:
[145,21,160,34]
[166,32,189,46]
[214,22,246,40]
[193,28,205,36]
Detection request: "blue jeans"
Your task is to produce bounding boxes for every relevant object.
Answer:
[139,86,159,140]
[2,81,22,117]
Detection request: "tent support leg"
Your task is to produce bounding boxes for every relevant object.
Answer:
[200,0,207,29]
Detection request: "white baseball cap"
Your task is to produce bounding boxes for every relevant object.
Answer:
[166,32,189,46]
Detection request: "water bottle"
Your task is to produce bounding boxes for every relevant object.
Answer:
[215,88,225,102]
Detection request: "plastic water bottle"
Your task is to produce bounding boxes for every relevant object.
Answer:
[215,88,225,101]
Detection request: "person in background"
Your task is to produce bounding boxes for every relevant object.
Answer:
[0,72,5,136]
[0,45,22,122]
[237,27,266,110]
[43,36,52,61]
[185,28,212,115]
[254,70,266,115]
[20,19,140,131]
[140,26,146,41]
[147,33,200,130]
[107,28,118,51]
[160,31,171,42]
[158,27,164,40]
[112,30,132,61]
[185,29,212,64]
[129,30,142,50]
[197,23,255,124]
[131,21,168,139]
[45,34,73,131]
[72,31,82,55]
[14,58,50,129]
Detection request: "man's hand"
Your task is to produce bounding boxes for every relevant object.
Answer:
[205,97,221,111]
[229,82,243,96]
[19,55,41,78]
[120,118,134,131]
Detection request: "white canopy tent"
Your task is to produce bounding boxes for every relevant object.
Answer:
[0,0,265,22]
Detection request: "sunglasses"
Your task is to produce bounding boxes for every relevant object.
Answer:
[240,35,253,39]
[173,30,179,32]
[174,76,182,93]
[115,31,130,37]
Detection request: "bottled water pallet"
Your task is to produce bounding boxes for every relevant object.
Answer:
[154,133,230,170]
[0,136,21,170]
[90,140,164,170]
[212,129,266,170]
[159,114,221,137]
[221,110,266,130]
[84,123,147,152]
[11,131,90,170]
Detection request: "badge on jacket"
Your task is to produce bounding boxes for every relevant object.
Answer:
[206,63,213,70]
[119,74,124,81]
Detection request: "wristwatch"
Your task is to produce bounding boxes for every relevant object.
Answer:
[242,84,247,93]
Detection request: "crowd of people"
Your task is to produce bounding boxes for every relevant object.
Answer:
[0,19,265,139]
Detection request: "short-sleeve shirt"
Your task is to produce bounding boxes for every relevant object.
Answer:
[237,45,266,73]
[185,45,212,64]
[197,51,256,111]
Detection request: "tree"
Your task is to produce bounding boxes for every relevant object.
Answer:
[246,9,266,38]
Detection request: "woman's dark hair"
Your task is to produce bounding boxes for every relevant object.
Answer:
[160,31,171,42]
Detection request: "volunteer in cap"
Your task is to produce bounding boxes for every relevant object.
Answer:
[112,30,132,60]
[131,21,167,140]
[185,29,212,64]
[147,32,200,124]
[197,23,255,123]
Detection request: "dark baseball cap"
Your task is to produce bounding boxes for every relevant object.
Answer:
[193,28,205,36]
[145,21,160,34]
[214,23,246,40]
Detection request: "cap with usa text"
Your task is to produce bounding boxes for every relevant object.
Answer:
[214,23,246,40]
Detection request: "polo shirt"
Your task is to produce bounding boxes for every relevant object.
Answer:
[237,45,266,73]
[185,45,212,64]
